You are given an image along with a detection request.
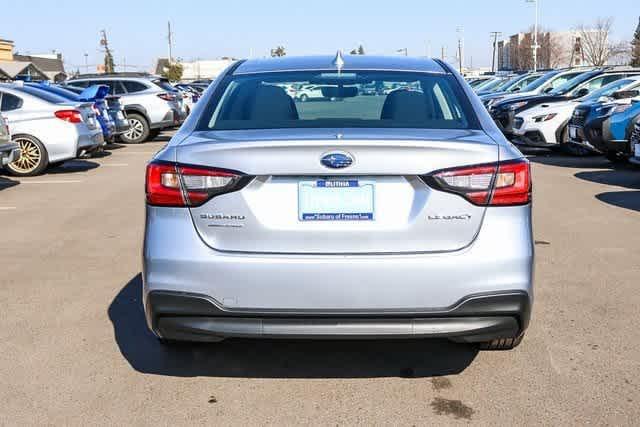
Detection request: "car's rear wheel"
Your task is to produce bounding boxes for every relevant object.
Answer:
[299,94,309,102]
[120,113,149,144]
[6,135,49,177]
[479,334,524,350]
[605,150,626,163]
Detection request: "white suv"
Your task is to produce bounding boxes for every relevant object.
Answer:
[67,74,186,144]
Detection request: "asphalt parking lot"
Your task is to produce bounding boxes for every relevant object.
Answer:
[1,131,639,425]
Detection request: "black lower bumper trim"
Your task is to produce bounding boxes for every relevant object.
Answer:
[146,290,531,343]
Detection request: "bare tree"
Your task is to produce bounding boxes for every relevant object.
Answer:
[576,18,625,66]
[270,46,286,57]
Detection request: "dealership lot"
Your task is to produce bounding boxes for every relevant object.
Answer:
[0,131,639,425]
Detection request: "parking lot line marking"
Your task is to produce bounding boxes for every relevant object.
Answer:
[0,207,17,211]
[103,163,129,167]
[19,180,83,184]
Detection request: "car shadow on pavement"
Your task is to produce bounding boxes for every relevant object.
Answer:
[595,191,640,212]
[0,176,19,191]
[109,274,479,379]
[574,169,640,190]
[46,160,100,174]
[528,154,611,169]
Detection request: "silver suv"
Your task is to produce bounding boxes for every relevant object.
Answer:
[67,73,186,144]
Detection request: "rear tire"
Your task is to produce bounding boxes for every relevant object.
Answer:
[479,334,524,351]
[120,113,149,144]
[299,94,309,102]
[605,150,625,163]
[6,135,49,177]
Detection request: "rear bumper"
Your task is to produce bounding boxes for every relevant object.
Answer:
[147,291,530,343]
[150,109,183,129]
[143,204,534,341]
[0,143,21,166]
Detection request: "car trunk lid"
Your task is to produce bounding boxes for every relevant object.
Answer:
[177,129,499,254]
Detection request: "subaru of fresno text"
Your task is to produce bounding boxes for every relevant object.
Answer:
[143,55,534,351]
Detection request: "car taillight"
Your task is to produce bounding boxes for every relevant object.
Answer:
[54,110,83,123]
[146,161,252,207]
[157,93,176,102]
[422,159,531,206]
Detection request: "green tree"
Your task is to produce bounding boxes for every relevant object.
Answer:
[270,46,286,57]
[161,62,184,81]
[631,17,640,67]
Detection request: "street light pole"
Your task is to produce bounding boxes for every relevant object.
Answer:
[84,53,88,73]
[456,26,464,74]
[526,0,539,72]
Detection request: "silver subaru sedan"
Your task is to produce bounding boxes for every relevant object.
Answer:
[143,54,534,350]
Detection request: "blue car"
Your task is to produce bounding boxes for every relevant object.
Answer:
[600,98,640,161]
[566,77,640,157]
[27,82,115,143]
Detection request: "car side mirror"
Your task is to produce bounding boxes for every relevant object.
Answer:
[575,88,589,98]
[512,87,521,92]
[543,87,553,93]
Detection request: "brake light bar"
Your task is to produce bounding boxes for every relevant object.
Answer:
[54,109,83,124]
[146,161,252,207]
[422,159,531,206]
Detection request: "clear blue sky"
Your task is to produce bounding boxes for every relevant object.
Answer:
[2,0,638,72]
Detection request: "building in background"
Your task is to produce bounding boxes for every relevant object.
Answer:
[13,53,67,82]
[0,38,66,82]
[155,57,235,82]
[0,39,14,61]
[498,31,588,71]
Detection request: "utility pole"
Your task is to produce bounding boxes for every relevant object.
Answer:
[456,26,464,73]
[525,0,539,71]
[441,45,446,61]
[167,21,173,64]
[84,53,89,73]
[490,31,502,73]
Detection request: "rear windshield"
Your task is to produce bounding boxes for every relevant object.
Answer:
[198,71,478,131]
[152,79,178,93]
[15,86,69,104]
[30,85,80,101]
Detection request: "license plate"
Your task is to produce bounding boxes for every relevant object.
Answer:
[298,179,374,221]
[635,143,640,157]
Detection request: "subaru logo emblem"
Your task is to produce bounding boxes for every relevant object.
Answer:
[321,152,353,169]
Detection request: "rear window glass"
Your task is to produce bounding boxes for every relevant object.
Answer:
[152,79,177,92]
[199,71,478,131]
[14,86,69,103]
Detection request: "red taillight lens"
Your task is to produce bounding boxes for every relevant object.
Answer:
[423,159,531,206]
[54,110,83,123]
[491,159,531,206]
[146,161,250,207]
[157,93,176,102]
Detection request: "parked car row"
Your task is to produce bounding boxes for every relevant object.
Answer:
[0,73,193,176]
[468,66,640,166]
